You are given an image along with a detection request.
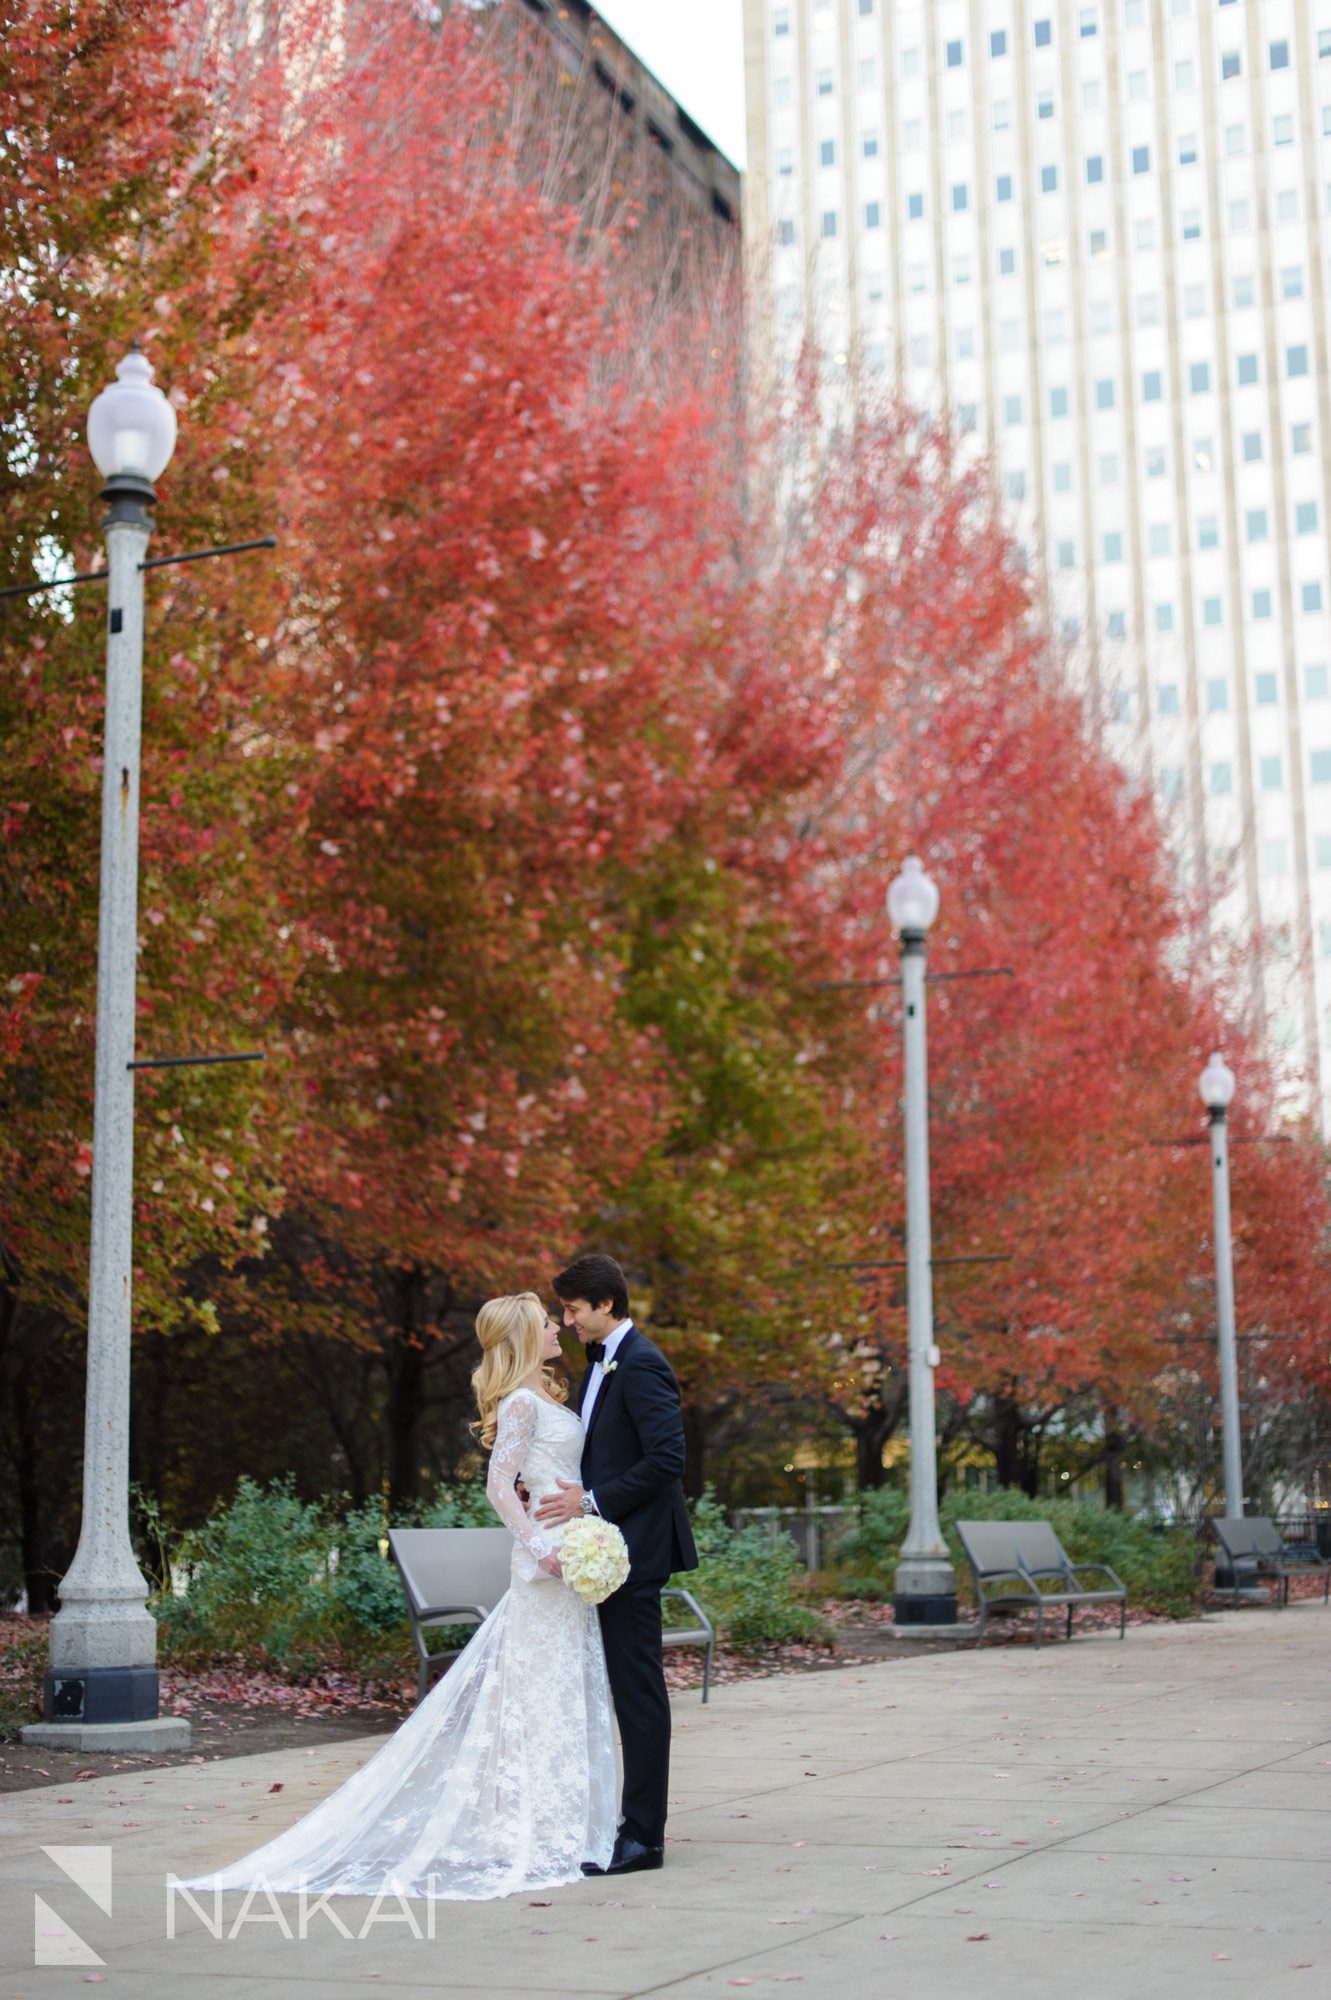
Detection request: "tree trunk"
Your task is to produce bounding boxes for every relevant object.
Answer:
[1103,1406,1126,1511]
[991,1392,1041,1495]
[384,1267,427,1513]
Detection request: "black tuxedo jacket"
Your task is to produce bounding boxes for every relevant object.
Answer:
[577,1324,698,1585]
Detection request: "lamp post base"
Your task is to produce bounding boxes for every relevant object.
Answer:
[20,1716,191,1753]
[893,1552,958,1627]
[37,1663,165,1727]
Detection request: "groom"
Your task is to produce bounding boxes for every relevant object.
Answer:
[534,1252,698,1876]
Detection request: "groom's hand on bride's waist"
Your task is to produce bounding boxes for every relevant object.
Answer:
[533,1476,587,1526]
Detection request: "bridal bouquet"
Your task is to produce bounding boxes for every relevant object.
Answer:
[558,1516,630,1605]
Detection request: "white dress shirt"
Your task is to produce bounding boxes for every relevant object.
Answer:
[580,1318,633,1515]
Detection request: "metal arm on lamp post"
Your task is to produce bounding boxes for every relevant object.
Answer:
[888,857,957,1628]
[22,349,190,1750]
[1199,1052,1244,1523]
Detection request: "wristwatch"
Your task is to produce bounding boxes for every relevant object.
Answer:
[580,1492,596,1515]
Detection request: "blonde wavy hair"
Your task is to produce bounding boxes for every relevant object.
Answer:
[471,1291,567,1451]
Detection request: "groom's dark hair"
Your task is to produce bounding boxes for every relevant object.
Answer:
[552,1253,629,1319]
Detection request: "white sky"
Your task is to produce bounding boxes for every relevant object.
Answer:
[593,0,747,168]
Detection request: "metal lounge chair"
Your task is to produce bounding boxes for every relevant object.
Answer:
[388,1526,716,1702]
[956,1519,1128,1649]
[1212,1516,1331,1610]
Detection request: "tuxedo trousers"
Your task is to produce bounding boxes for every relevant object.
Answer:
[597,1575,670,1848]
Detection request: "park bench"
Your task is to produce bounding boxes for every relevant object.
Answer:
[1212,1516,1331,1610]
[955,1519,1128,1649]
[387,1526,716,1703]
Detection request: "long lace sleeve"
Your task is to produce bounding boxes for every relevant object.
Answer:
[486,1391,557,1568]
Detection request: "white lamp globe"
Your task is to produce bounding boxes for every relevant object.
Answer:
[887,854,940,935]
[86,347,177,485]
[1198,1051,1236,1111]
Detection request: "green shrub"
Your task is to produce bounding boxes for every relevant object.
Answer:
[672,1493,831,1652]
[826,1485,1201,1618]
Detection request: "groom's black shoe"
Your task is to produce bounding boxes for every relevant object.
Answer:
[601,1835,664,1875]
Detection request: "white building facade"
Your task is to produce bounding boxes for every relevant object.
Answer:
[744,0,1331,1124]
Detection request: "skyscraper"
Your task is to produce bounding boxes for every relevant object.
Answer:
[744,0,1331,1124]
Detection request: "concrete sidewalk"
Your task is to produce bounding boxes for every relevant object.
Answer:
[2,1606,1327,2000]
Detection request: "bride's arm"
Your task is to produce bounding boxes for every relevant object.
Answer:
[486,1392,562,1577]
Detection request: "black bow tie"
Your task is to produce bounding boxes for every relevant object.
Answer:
[586,1343,607,1366]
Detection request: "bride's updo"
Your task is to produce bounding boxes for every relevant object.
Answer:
[471,1291,567,1450]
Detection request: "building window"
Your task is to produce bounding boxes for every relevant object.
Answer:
[901,47,921,78]
[1149,523,1171,556]
[1288,345,1310,378]
[1146,446,1166,477]
[1034,18,1052,48]
[1203,597,1223,626]
[996,174,1013,202]
[991,28,1008,56]
[1132,145,1150,174]
[1137,293,1160,326]
[1311,751,1331,785]
[1176,59,1195,90]
[1225,124,1246,155]
[999,247,1017,274]
[1256,671,1279,705]
[1318,836,1331,867]
[1103,531,1123,563]
[1096,378,1115,410]
[1160,767,1184,802]
[1007,470,1026,500]
[1124,0,1144,21]
[776,147,794,177]
[859,57,877,87]
[1041,165,1058,192]
[1000,318,1021,351]
[957,402,978,431]
[1304,583,1325,614]
[1282,266,1304,300]
[1277,190,1298,222]
[1189,362,1210,394]
[1155,603,1174,633]
[773,7,790,34]
[1051,385,1069,417]
[1079,7,1097,36]
[1184,285,1206,319]
[1158,683,1180,716]
[1058,540,1076,570]
[1273,113,1294,147]
[946,39,963,67]
[1261,755,1284,790]
[858,0,874,15]
[1211,762,1233,796]
[1206,678,1229,712]
[1242,432,1263,462]
[908,262,927,292]
[1084,79,1103,110]
[821,210,838,237]
[1269,40,1289,70]
[820,139,836,166]
[952,183,969,212]
[1293,423,1314,455]
[777,219,796,247]
[1004,395,1023,425]
[775,76,794,107]
[1038,91,1055,120]
[1198,517,1219,549]
[1252,590,1273,621]
[1262,840,1288,877]
[1107,611,1127,640]
[1237,354,1258,386]
[1233,273,1255,309]
[1178,133,1198,165]
[993,99,1011,130]
[1221,50,1240,81]
[1228,200,1249,232]
[816,69,834,96]
[1129,70,1149,101]
[1182,211,1202,240]
[864,201,882,229]
[1089,228,1108,257]
[1099,453,1119,485]
[908,192,924,220]
[1053,462,1072,492]
[1296,501,1318,534]
[1308,665,1330,700]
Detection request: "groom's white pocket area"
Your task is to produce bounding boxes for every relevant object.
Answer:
[559,1517,630,1604]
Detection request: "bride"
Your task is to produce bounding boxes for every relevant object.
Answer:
[177,1293,617,1901]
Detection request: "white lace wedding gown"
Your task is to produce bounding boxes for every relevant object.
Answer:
[176,1388,617,1900]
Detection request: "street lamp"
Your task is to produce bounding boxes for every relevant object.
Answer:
[888,856,957,1627]
[1198,1051,1243,1523]
[22,348,189,1749]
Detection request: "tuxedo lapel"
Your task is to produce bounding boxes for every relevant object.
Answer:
[582,1326,640,1451]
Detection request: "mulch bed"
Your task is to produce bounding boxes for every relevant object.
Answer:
[2,1574,1323,1795]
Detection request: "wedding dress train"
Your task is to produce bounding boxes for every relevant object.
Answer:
[176,1388,617,1900]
